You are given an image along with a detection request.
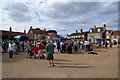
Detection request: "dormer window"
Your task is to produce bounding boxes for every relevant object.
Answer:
[98,29,100,32]
[106,31,109,33]
[90,29,92,32]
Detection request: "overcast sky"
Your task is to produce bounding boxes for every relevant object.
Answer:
[0,0,119,37]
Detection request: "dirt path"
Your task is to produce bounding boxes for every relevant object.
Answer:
[2,47,118,78]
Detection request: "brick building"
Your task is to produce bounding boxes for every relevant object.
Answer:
[0,27,26,41]
[111,30,120,42]
[27,26,46,40]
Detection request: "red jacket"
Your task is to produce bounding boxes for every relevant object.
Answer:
[37,43,45,50]
[32,47,38,53]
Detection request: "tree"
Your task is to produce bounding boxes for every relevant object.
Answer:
[40,35,46,40]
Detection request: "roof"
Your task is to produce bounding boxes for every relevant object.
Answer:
[105,30,113,33]
[105,30,113,31]
[46,30,57,33]
[111,30,120,35]
[14,35,28,38]
[27,28,46,34]
[0,30,26,36]
[70,32,86,36]
[89,27,105,33]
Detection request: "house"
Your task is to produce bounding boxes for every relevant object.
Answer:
[87,24,106,43]
[46,30,60,40]
[68,29,88,41]
[104,30,113,42]
[111,30,120,42]
[27,26,46,40]
[0,27,26,41]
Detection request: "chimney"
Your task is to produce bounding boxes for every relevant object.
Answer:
[30,26,32,29]
[104,24,106,30]
[76,30,78,33]
[9,27,12,32]
[94,25,96,29]
[80,29,83,33]
[24,30,26,34]
[44,28,46,31]
[67,34,69,36]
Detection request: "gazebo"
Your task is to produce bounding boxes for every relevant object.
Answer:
[14,35,28,41]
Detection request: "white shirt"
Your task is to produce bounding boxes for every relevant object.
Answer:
[53,43,57,48]
[9,43,14,51]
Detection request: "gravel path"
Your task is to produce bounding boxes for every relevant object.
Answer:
[2,47,118,78]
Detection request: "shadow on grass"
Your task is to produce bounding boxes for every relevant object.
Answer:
[55,62,84,65]
[55,65,93,68]
[54,59,71,62]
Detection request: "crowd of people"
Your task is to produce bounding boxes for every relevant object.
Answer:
[1,39,120,57]
[1,39,120,67]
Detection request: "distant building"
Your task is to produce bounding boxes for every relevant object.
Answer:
[87,24,106,43]
[111,30,120,42]
[46,30,60,40]
[104,30,113,42]
[68,29,88,41]
[0,27,26,41]
[27,26,46,40]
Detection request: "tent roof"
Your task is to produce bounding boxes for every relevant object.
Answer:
[52,38,70,41]
[14,35,28,38]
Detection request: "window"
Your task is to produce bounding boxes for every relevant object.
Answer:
[116,35,119,39]
[98,29,100,32]
[36,34,38,37]
[98,34,100,38]
[90,29,92,32]
[106,31,109,33]
[82,35,84,37]
[112,35,114,38]
[106,36,109,39]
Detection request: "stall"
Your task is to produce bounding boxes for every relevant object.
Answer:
[52,38,70,41]
[14,35,28,41]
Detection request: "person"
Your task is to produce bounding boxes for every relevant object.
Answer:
[26,41,33,59]
[13,41,17,54]
[57,41,60,52]
[53,41,57,53]
[105,41,108,49]
[2,41,7,53]
[67,43,72,54]
[79,42,83,53]
[19,41,23,52]
[60,41,66,53]
[8,41,14,58]
[109,41,113,48]
[74,43,78,53]
[45,41,55,67]
[37,41,46,59]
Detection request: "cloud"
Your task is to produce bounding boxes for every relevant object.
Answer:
[39,2,118,32]
[4,2,33,22]
[1,1,118,37]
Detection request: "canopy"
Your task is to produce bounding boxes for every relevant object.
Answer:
[14,35,28,41]
[52,38,70,41]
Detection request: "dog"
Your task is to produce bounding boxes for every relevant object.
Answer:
[88,51,98,55]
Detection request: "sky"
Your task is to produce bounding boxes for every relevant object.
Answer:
[0,0,119,37]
